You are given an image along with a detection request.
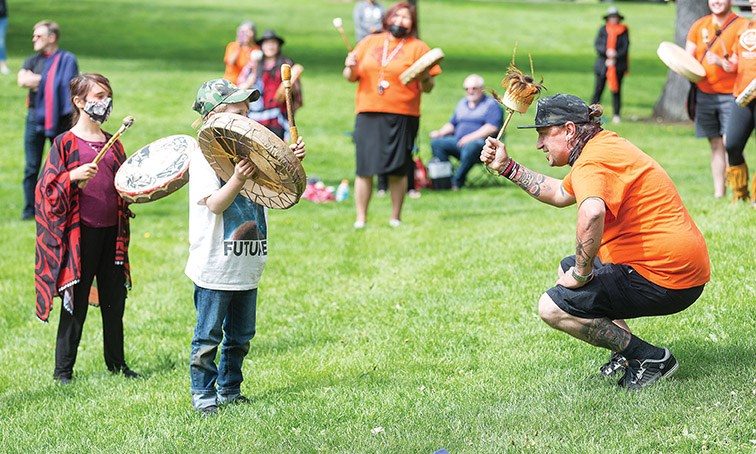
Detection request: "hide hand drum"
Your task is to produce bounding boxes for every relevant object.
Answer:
[197,113,306,209]
[656,42,705,83]
[115,134,194,203]
[736,78,756,107]
[400,48,444,85]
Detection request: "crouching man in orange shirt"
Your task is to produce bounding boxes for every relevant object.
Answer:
[481,94,710,390]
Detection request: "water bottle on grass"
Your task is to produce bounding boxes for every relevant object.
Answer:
[335,179,350,202]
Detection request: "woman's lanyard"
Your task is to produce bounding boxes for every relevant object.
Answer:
[378,36,405,95]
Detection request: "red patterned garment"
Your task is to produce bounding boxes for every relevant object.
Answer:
[34,130,132,322]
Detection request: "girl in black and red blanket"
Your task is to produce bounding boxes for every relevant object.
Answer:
[34,73,140,384]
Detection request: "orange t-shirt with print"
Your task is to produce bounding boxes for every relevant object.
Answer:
[562,131,710,290]
[352,32,441,116]
[732,20,756,96]
[687,13,746,94]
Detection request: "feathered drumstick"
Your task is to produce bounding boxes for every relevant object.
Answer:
[491,48,546,140]
[78,116,135,189]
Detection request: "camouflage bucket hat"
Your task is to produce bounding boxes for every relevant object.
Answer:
[518,94,592,129]
[192,78,260,118]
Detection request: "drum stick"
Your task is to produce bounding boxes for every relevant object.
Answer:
[332,18,352,52]
[484,109,515,175]
[78,116,135,189]
[274,64,304,103]
[281,64,298,144]
[290,64,304,86]
[496,110,514,141]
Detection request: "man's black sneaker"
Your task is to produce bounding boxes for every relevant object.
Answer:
[600,352,628,377]
[618,348,678,390]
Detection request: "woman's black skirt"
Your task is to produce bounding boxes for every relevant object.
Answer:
[354,112,419,177]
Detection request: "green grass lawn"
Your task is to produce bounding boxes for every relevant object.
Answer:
[0,1,754,452]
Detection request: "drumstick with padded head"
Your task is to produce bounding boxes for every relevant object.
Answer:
[332,18,352,52]
[274,64,303,103]
[78,116,135,189]
[281,64,298,144]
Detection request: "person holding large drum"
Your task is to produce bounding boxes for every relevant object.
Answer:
[343,1,441,228]
[685,0,746,199]
[34,73,140,383]
[187,79,306,415]
[724,0,756,206]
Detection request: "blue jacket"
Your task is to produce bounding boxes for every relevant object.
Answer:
[34,50,79,137]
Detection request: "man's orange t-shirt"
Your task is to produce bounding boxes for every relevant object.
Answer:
[687,13,746,94]
[223,42,255,84]
[732,20,756,96]
[562,131,710,290]
[352,32,441,116]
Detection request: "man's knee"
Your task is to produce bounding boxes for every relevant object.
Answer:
[538,293,564,327]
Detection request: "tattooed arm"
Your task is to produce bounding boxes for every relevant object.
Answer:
[556,197,605,289]
[508,164,575,207]
[480,137,576,207]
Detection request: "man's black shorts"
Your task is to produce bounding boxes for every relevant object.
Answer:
[545,256,705,320]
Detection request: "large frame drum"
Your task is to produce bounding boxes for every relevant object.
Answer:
[197,113,306,209]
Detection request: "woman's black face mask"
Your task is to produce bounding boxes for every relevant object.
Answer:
[388,25,409,39]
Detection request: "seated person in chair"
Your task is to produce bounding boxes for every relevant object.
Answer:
[430,74,503,190]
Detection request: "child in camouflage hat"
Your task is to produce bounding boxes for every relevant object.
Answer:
[186,78,306,415]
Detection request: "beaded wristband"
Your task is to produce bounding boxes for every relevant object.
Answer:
[498,159,514,177]
[498,159,520,180]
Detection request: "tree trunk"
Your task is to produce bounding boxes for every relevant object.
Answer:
[653,0,711,120]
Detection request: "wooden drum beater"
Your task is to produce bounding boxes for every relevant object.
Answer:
[332,17,352,52]
[78,115,135,189]
[280,64,298,144]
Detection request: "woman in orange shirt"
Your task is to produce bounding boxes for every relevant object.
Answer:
[223,20,257,84]
[343,2,440,228]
